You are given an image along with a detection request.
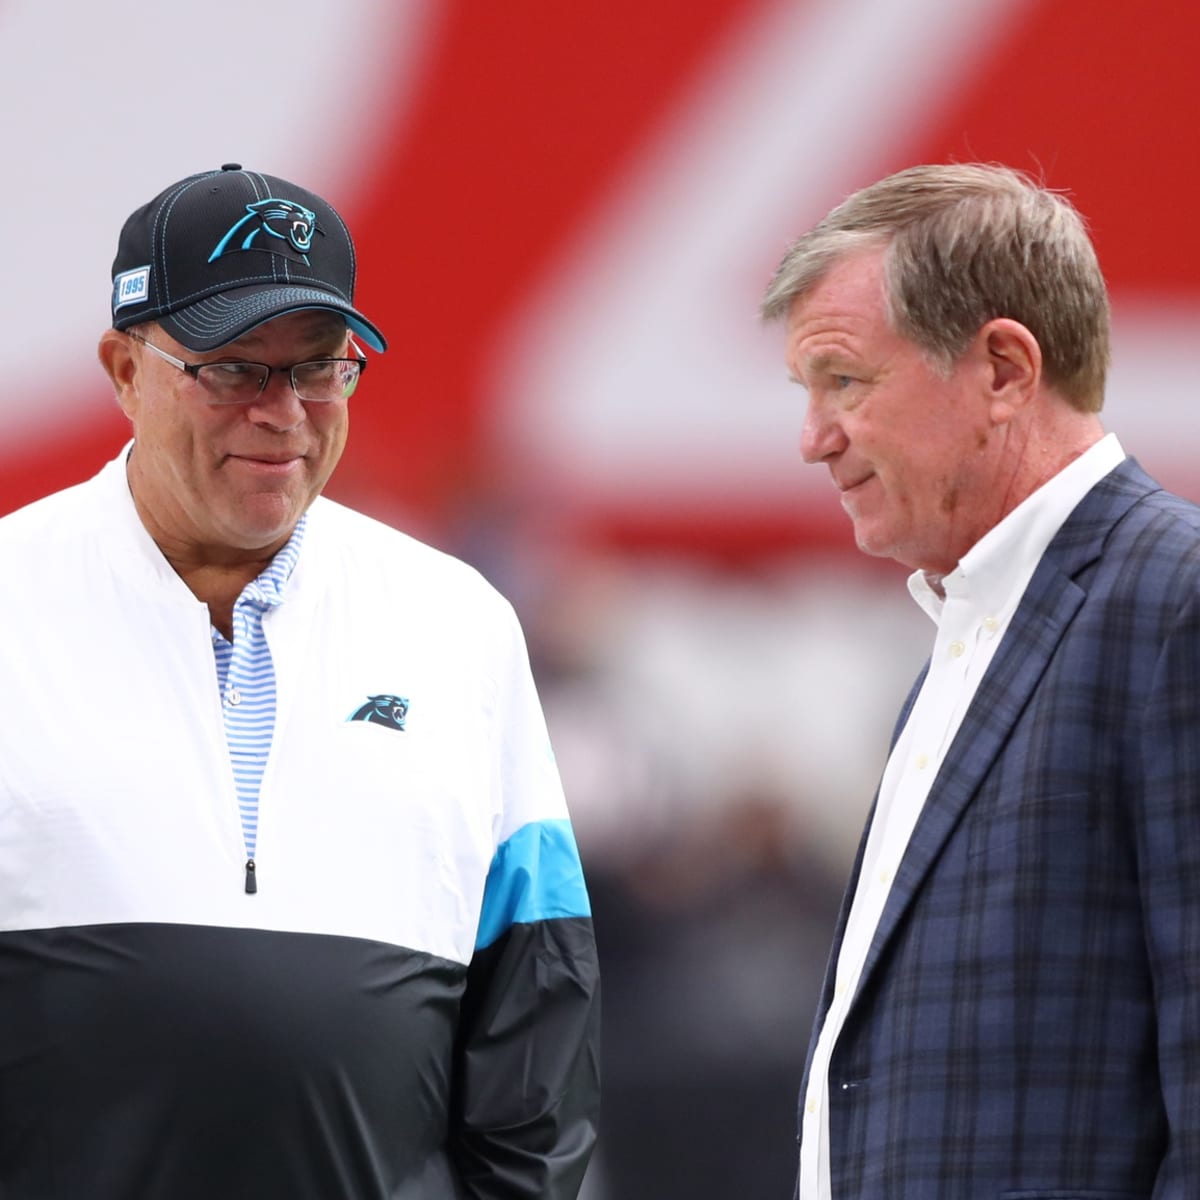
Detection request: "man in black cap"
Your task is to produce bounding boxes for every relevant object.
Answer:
[0,166,600,1199]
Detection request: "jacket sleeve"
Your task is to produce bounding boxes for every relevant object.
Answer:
[447,602,601,1199]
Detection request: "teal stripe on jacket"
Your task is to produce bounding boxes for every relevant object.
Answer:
[475,819,591,950]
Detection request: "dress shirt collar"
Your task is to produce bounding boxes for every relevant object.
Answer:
[908,432,1126,624]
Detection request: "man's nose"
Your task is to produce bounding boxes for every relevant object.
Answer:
[799,400,847,464]
[247,369,306,430]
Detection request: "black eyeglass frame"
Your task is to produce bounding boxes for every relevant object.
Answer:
[126,330,368,403]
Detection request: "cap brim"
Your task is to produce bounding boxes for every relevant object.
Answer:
[158,283,387,353]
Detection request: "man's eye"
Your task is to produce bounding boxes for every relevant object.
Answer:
[296,361,338,381]
[833,374,856,390]
[210,363,259,379]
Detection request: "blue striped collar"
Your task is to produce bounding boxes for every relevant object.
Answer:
[211,515,308,647]
[237,513,308,612]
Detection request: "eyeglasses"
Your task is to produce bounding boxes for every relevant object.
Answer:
[127,331,367,404]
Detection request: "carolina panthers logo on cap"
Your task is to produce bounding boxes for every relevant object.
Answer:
[347,694,410,732]
[209,198,320,265]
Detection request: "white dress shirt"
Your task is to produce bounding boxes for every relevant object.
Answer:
[798,433,1126,1198]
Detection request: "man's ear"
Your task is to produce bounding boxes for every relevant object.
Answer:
[97,330,141,420]
[979,318,1042,426]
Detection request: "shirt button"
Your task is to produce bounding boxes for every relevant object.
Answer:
[916,752,929,770]
[879,869,891,885]
[983,616,999,633]
[949,640,965,657]
[806,1096,817,1115]
[226,687,242,707]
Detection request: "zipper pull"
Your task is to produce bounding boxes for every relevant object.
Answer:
[244,858,257,894]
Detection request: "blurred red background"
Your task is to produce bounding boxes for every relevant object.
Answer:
[4,0,1197,551]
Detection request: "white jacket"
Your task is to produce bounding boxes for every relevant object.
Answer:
[0,448,600,1199]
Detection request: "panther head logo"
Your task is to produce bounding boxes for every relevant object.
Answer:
[347,694,410,732]
[208,198,320,265]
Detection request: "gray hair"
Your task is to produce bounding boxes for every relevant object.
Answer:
[760,163,1110,411]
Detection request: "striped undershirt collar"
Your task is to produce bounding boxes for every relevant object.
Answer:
[232,511,307,613]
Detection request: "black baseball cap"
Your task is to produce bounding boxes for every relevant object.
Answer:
[110,164,387,353]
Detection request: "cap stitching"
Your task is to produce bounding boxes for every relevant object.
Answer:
[243,172,288,286]
[154,172,217,312]
[170,289,364,333]
[317,200,357,291]
[146,273,350,310]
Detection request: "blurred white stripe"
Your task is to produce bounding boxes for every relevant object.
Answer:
[494,0,1200,514]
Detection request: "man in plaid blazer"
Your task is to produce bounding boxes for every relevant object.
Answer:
[761,163,1200,1198]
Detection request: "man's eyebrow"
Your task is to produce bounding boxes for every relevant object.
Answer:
[788,351,854,386]
[805,351,855,375]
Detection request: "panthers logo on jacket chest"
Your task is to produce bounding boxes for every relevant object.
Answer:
[347,694,410,732]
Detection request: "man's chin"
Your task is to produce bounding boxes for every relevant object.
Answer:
[223,496,306,550]
[851,522,892,560]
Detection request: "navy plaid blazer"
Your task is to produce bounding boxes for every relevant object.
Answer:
[797,459,1200,1199]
